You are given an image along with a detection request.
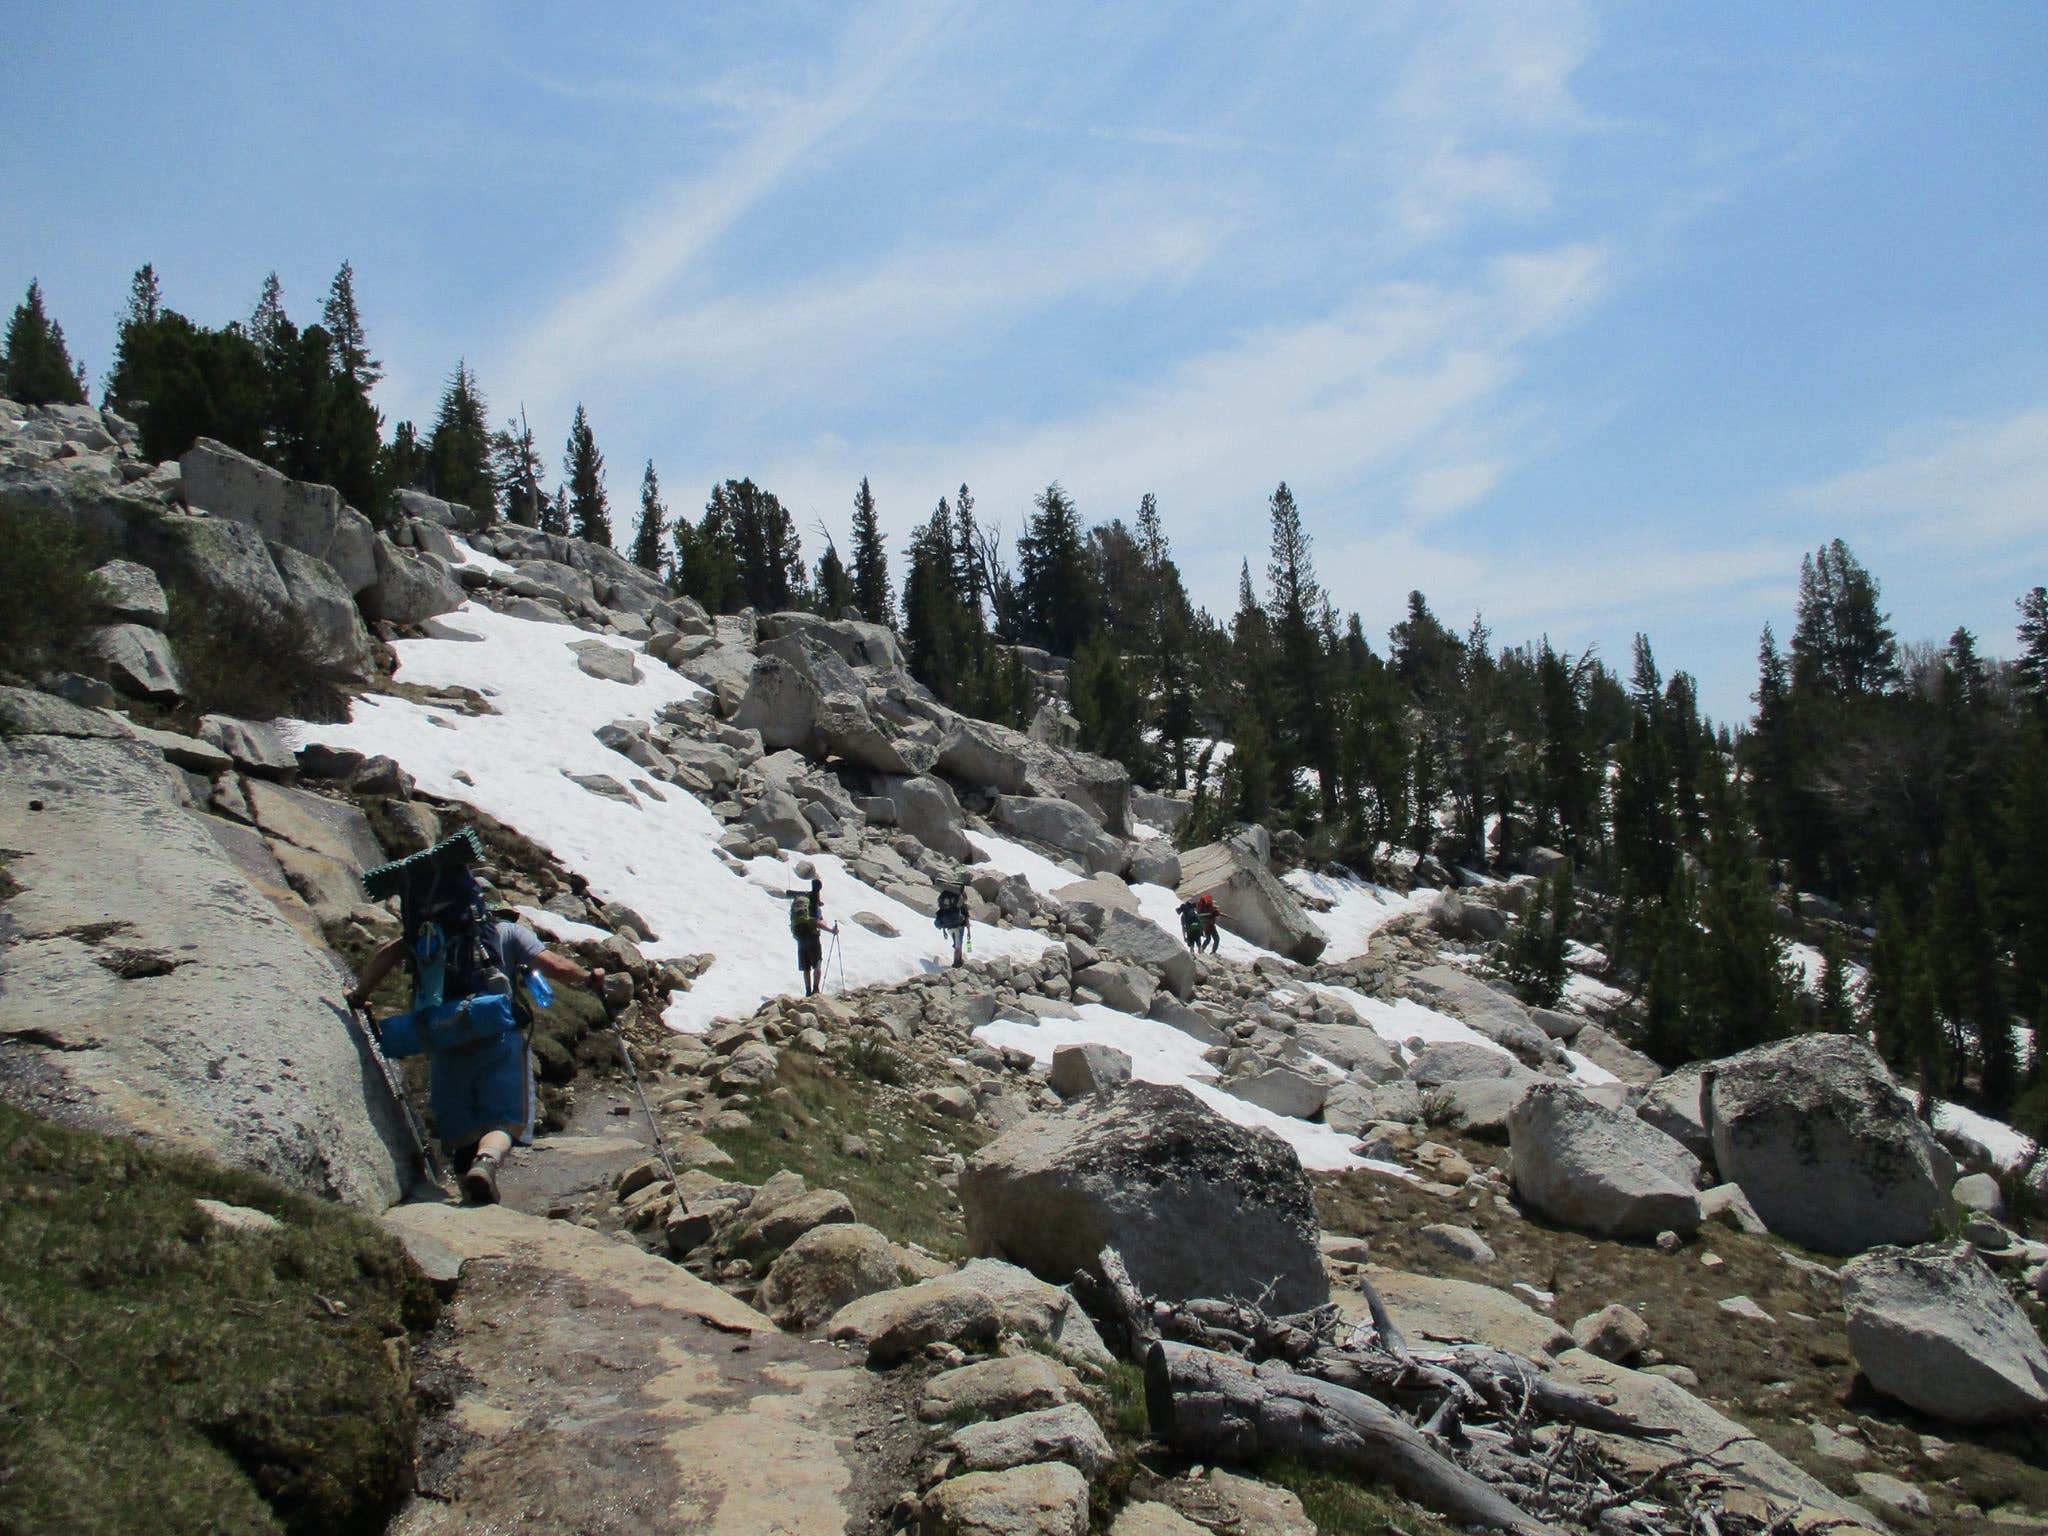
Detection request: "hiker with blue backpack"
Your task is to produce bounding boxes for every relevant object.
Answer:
[347,831,608,1206]
[788,875,838,997]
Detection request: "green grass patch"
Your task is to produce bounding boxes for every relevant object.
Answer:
[0,1102,437,1535]
[1261,1458,1459,1536]
[703,1048,989,1258]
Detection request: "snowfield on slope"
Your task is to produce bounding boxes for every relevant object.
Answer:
[288,602,1055,1032]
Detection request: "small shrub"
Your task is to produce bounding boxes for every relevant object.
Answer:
[1418,1087,1459,1129]
[838,1035,908,1086]
[166,585,345,722]
[0,495,108,679]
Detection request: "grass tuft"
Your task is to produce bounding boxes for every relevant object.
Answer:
[0,1103,436,1536]
[703,1050,987,1258]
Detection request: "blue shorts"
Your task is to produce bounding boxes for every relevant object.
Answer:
[429,1028,535,1152]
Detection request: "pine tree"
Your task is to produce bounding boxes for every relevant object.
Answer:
[1866,889,1914,1068]
[1015,483,1096,657]
[320,261,381,389]
[562,403,610,547]
[1070,631,1153,779]
[631,460,666,572]
[1814,931,1858,1035]
[704,479,802,611]
[2016,587,2048,718]
[1224,704,1274,825]
[1932,820,2013,1109]
[2,279,87,405]
[1790,538,1900,700]
[1507,867,1573,1007]
[103,264,163,411]
[385,420,428,492]
[813,539,854,615]
[489,411,544,527]
[1265,482,1335,821]
[425,363,494,512]
[849,477,895,627]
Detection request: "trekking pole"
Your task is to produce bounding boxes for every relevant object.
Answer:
[350,1003,445,1187]
[831,926,845,992]
[605,995,681,1192]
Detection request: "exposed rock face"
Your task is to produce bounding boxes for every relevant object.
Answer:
[1706,1034,1953,1256]
[1568,1022,1660,1086]
[0,698,410,1207]
[570,638,642,685]
[948,1403,1113,1477]
[1510,1083,1703,1239]
[1406,1040,1531,1087]
[181,437,378,594]
[1842,1242,2048,1424]
[1176,836,1326,962]
[1294,1021,1402,1082]
[918,1355,1082,1425]
[960,1081,1328,1312]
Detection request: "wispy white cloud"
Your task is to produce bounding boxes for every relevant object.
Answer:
[494,0,965,417]
[1789,406,2048,552]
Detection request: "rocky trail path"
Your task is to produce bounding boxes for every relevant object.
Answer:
[379,1093,906,1535]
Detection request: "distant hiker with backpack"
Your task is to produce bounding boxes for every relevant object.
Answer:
[1194,892,1221,954]
[1177,896,1204,950]
[348,832,608,1206]
[935,885,969,967]
[789,876,838,996]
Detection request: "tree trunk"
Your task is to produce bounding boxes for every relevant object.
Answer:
[1145,1341,1565,1536]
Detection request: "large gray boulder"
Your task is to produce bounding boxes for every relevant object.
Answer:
[1176,835,1326,963]
[1706,1034,1954,1256]
[886,775,975,862]
[180,438,378,594]
[731,653,821,750]
[394,487,489,534]
[756,610,904,672]
[933,713,1132,836]
[1221,1064,1334,1120]
[1510,1083,1703,1240]
[91,558,167,627]
[1405,1040,1531,1087]
[1569,1022,1660,1086]
[960,1081,1328,1312]
[1294,1022,1402,1083]
[1843,1242,2048,1425]
[1402,966,1552,1066]
[0,704,410,1207]
[268,544,376,680]
[360,540,464,626]
[1093,907,1195,1001]
[994,795,1125,876]
[1637,1065,1713,1164]
[87,622,181,701]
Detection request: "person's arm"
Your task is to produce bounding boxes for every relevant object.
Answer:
[534,948,607,994]
[346,937,408,1012]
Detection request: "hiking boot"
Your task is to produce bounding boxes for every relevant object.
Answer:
[461,1150,502,1206]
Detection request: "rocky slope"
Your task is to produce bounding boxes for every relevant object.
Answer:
[6,398,2048,1534]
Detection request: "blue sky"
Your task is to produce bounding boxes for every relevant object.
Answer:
[7,2,2045,721]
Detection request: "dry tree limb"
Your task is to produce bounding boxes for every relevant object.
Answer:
[1145,1340,1567,1536]
[1094,1246,1159,1354]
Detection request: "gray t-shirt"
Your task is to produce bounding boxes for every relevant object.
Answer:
[490,918,547,976]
